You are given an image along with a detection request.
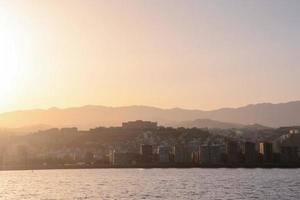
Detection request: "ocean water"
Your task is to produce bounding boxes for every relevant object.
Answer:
[0,168,299,200]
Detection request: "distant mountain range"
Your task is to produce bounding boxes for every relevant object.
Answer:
[168,119,244,129]
[1,101,300,131]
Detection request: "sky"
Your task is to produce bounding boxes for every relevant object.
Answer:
[0,0,299,113]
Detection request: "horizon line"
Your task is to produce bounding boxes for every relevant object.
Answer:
[1,100,300,115]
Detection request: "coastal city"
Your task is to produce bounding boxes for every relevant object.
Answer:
[0,120,300,169]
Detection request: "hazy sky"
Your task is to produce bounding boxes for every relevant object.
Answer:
[0,0,299,113]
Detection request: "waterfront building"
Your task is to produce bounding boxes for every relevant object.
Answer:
[110,150,138,166]
[242,142,257,164]
[272,141,281,154]
[289,129,300,134]
[259,142,273,163]
[84,152,94,163]
[140,144,153,156]
[210,145,222,164]
[226,140,239,163]
[185,144,198,163]
[198,145,210,164]
[158,146,170,163]
[198,145,222,165]
[139,144,153,164]
[173,145,185,163]
[172,144,198,164]
[192,151,199,163]
[280,146,298,163]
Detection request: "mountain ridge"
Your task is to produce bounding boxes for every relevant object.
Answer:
[1,100,300,130]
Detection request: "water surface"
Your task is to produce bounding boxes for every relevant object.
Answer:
[0,168,299,199]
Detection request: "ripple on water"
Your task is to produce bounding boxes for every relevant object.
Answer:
[0,169,299,199]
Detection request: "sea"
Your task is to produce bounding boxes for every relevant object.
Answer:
[0,168,299,200]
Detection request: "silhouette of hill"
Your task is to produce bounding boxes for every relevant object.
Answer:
[0,101,300,130]
[169,119,244,129]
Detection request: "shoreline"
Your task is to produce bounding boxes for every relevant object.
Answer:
[1,164,300,171]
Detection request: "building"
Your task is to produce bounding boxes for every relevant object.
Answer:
[259,142,273,163]
[122,120,158,130]
[139,144,153,164]
[173,145,185,163]
[61,127,78,134]
[226,140,239,163]
[289,129,300,134]
[158,146,170,163]
[198,145,210,164]
[198,145,222,165]
[280,146,298,163]
[242,142,257,164]
[272,140,281,154]
[141,131,155,144]
[140,144,153,156]
[210,145,222,164]
[110,151,138,166]
[84,152,94,163]
[172,144,195,164]
[185,144,198,163]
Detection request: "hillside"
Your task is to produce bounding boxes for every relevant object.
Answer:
[0,101,300,130]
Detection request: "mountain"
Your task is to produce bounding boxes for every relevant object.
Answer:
[204,101,300,127]
[168,119,244,129]
[0,101,300,130]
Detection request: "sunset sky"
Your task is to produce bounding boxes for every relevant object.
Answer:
[0,0,299,113]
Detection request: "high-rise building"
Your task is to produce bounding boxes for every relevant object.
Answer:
[199,145,210,164]
[139,144,153,164]
[158,146,170,163]
[199,145,222,165]
[226,140,239,163]
[173,145,185,163]
[259,142,273,163]
[172,144,196,164]
[280,146,298,163]
[210,145,222,164]
[242,142,257,164]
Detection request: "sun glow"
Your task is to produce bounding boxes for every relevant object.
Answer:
[0,7,28,108]
[0,34,22,95]
[0,1,299,114]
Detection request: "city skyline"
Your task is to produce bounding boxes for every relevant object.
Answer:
[1,0,300,113]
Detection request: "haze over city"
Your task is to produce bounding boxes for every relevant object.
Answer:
[1,1,300,199]
[1,0,300,113]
